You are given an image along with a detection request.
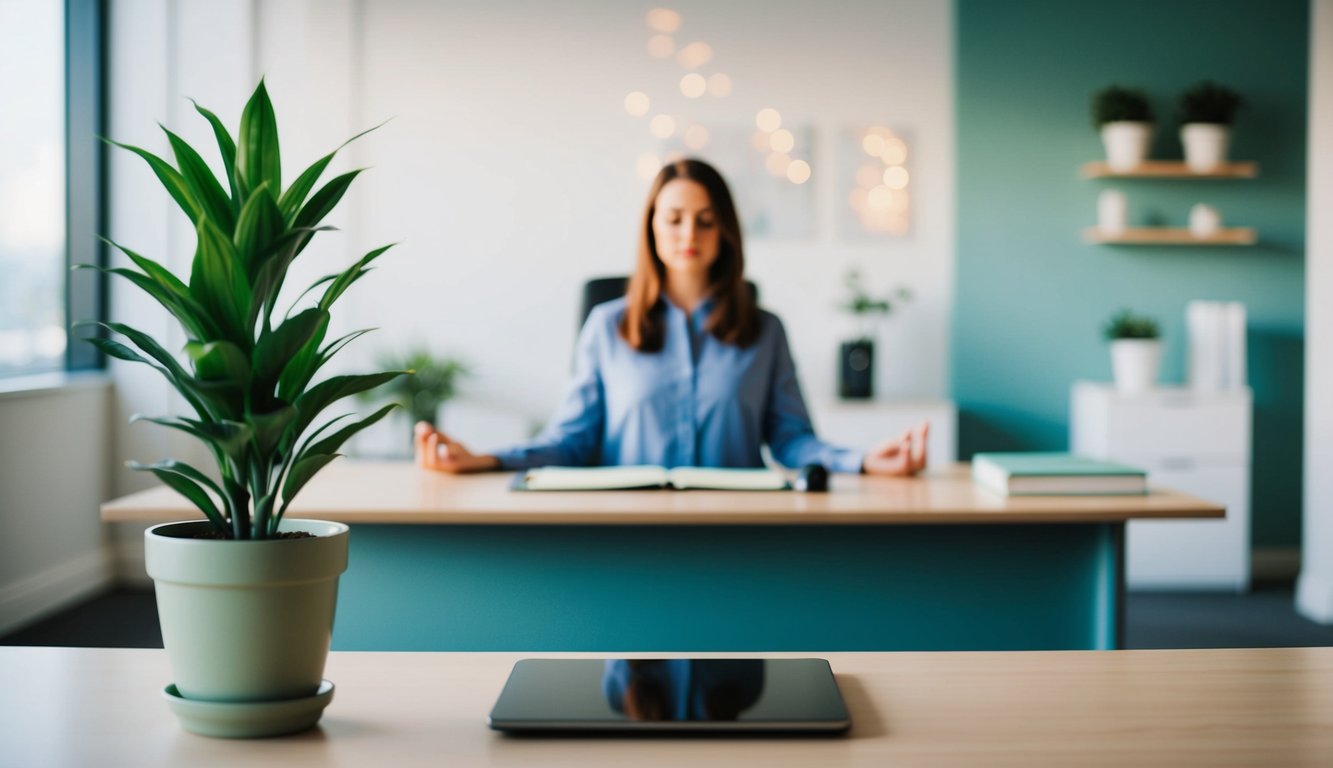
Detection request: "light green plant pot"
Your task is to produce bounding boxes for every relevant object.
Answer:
[145,519,349,736]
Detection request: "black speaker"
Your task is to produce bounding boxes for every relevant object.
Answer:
[838,340,874,399]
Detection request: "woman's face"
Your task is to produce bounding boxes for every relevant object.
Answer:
[651,178,720,279]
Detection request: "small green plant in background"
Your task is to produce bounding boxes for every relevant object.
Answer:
[1091,85,1154,127]
[366,347,469,427]
[1102,309,1161,341]
[840,268,911,342]
[1178,80,1242,125]
[841,269,911,315]
[81,80,403,540]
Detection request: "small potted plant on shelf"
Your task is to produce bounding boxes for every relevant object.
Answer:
[1092,85,1155,171]
[1103,308,1162,395]
[1178,80,1242,172]
[837,268,911,399]
[363,346,469,451]
[81,80,401,738]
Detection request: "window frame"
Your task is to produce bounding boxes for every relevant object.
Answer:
[64,0,106,371]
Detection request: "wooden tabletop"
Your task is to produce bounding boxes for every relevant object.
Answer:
[2,646,1328,767]
[100,461,1223,525]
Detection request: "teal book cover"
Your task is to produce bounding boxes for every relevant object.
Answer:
[972,453,1146,477]
[972,453,1147,496]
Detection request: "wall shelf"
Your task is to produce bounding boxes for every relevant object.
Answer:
[1082,227,1257,246]
[1081,161,1259,179]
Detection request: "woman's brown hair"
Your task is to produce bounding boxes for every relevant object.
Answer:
[619,158,760,352]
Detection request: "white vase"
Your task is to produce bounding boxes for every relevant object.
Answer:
[1189,203,1222,238]
[1110,339,1163,395]
[1181,123,1230,172]
[1100,122,1154,171]
[1097,189,1128,235]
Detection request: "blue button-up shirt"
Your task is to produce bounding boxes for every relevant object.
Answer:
[493,297,864,473]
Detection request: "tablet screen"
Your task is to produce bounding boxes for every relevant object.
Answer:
[487,658,850,734]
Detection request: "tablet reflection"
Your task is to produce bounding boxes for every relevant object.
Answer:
[602,659,765,721]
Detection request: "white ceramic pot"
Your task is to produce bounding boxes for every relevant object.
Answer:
[1181,123,1230,172]
[1100,122,1154,171]
[145,519,349,736]
[1110,339,1163,395]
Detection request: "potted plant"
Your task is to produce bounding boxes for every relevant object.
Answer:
[1178,80,1242,172]
[837,269,911,399]
[363,346,469,450]
[1092,85,1155,171]
[1103,308,1162,395]
[81,80,402,738]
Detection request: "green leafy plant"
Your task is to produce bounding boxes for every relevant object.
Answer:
[839,269,911,342]
[1102,309,1160,341]
[840,269,911,316]
[1091,85,1154,127]
[1178,80,1242,125]
[365,347,469,426]
[80,80,404,540]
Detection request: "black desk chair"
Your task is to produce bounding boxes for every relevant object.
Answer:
[578,276,759,330]
[580,276,631,330]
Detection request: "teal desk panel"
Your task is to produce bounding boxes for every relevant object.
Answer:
[331,523,1122,651]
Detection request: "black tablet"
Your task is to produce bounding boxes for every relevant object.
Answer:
[487,658,851,734]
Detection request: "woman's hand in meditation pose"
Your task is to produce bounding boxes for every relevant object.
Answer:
[415,422,501,474]
[861,421,929,477]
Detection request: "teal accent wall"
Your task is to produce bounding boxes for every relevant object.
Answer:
[953,0,1308,549]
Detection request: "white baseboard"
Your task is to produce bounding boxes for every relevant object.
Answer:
[112,536,151,587]
[1297,572,1333,625]
[0,549,113,636]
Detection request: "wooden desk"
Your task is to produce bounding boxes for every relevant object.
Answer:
[3,646,1330,767]
[103,462,1222,652]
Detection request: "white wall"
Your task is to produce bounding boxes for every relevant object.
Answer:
[0,375,112,634]
[1298,0,1333,623]
[349,0,955,453]
[105,0,258,577]
[105,0,955,466]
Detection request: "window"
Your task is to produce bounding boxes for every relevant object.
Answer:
[0,0,67,376]
[0,0,103,379]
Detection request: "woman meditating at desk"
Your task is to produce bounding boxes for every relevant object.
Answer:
[415,158,927,477]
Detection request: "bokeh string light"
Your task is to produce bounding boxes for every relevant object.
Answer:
[848,125,910,235]
[624,9,812,186]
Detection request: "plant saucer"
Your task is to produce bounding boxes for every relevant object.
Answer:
[162,679,335,738]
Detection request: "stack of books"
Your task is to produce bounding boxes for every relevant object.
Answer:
[972,452,1147,496]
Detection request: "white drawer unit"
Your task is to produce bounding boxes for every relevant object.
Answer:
[1071,381,1252,591]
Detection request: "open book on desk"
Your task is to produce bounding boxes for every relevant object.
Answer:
[512,465,791,491]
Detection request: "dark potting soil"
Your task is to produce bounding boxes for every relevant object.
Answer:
[188,530,316,540]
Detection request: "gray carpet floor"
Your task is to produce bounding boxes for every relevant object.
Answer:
[4,585,1333,649]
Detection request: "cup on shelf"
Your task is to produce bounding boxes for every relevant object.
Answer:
[1189,204,1221,238]
[1097,189,1128,236]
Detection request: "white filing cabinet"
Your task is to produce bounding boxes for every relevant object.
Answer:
[810,399,957,464]
[1070,381,1251,591]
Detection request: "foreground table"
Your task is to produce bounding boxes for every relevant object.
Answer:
[3,646,1330,767]
[102,462,1222,651]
